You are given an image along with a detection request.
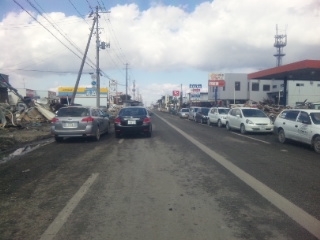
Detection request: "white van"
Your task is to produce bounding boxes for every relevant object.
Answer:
[274,109,320,153]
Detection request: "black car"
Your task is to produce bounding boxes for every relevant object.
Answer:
[114,106,152,138]
[194,107,210,124]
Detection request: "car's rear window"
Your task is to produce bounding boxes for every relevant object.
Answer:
[119,108,147,116]
[57,107,89,117]
[181,109,189,112]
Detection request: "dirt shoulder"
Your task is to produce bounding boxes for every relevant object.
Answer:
[0,123,52,156]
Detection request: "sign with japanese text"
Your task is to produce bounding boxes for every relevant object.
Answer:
[172,90,180,96]
[208,80,225,87]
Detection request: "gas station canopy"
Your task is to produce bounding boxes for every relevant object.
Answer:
[247,60,320,105]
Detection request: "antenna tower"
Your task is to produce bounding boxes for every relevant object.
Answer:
[273,25,287,67]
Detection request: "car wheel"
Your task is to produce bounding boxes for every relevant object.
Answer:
[278,129,286,143]
[55,136,63,142]
[201,119,204,124]
[240,124,246,134]
[115,132,121,138]
[226,122,231,131]
[95,127,101,141]
[217,119,222,128]
[313,136,320,153]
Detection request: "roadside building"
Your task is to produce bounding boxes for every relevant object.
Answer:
[248,60,320,107]
[56,86,108,107]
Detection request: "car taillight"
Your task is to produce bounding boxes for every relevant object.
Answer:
[81,116,94,123]
[143,117,151,123]
[51,117,59,123]
[114,117,121,124]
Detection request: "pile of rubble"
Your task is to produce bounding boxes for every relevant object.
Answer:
[231,99,293,121]
[0,99,56,155]
[0,100,55,129]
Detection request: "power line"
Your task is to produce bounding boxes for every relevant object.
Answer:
[13,0,94,70]
[0,68,93,74]
[26,0,88,60]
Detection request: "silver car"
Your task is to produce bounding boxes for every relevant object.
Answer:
[188,106,199,121]
[178,108,189,118]
[51,106,110,142]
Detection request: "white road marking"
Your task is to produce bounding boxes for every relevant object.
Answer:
[231,132,271,144]
[119,139,124,144]
[156,113,320,239]
[40,173,99,240]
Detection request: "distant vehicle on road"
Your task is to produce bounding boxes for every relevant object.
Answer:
[114,106,152,138]
[226,107,274,134]
[274,109,320,153]
[51,106,110,142]
[195,107,210,124]
[178,108,189,118]
[207,107,230,127]
[188,106,199,121]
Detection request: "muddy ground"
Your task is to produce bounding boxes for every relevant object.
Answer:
[0,123,52,157]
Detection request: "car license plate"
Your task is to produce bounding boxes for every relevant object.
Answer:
[128,120,136,125]
[63,122,78,128]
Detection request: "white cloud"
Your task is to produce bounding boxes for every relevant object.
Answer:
[0,0,319,105]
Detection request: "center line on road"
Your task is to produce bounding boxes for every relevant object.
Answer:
[155,113,320,239]
[40,173,99,240]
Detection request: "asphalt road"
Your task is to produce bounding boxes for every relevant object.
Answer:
[0,110,319,240]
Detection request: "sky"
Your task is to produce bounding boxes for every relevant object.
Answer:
[0,0,319,106]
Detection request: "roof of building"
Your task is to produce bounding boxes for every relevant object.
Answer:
[248,59,320,81]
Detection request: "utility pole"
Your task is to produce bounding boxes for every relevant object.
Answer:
[94,6,110,107]
[71,6,109,106]
[180,83,182,109]
[125,63,129,102]
[95,6,101,107]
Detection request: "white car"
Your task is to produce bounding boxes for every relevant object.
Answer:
[273,109,320,153]
[226,107,274,134]
[207,107,230,127]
